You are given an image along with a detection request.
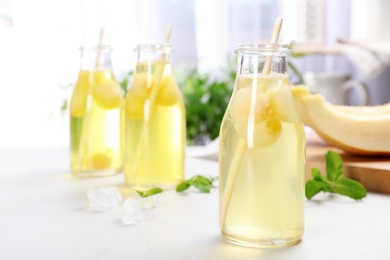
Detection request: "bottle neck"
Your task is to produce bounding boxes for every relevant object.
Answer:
[135,44,173,63]
[79,46,113,71]
[236,53,288,76]
[235,44,290,76]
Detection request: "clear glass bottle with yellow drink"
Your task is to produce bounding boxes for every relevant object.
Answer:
[124,44,186,190]
[70,45,123,177]
[219,44,306,247]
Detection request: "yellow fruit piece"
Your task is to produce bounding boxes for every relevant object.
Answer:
[85,153,112,169]
[301,94,390,155]
[70,86,87,117]
[229,86,271,124]
[268,86,300,123]
[229,86,282,147]
[235,115,282,147]
[124,73,149,119]
[157,75,179,106]
[125,92,145,119]
[70,71,91,117]
[90,80,124,110]
[291,85,312,125]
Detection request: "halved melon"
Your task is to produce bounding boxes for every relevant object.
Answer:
[291,85,311,125]
[300,94,390,155]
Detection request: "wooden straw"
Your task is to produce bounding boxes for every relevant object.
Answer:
[220,18,283,229]
[94,27,105,70]
[131,25,172,183]
[262,18,283,75]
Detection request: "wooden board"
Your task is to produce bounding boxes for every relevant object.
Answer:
[306,133,390,194]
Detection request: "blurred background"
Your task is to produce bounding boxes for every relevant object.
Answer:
[1,0,390,149]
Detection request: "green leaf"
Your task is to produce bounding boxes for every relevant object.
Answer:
[288,61,304,84]
[176,175,216,193]
[311,168,323,181]
[305,180,324,200]
[326,150,343,182]
[144,187,163,197]
[137,187,163,198]
[195,182,211,193]
[188,175,212,193]
[305,150,367,201]
[176,182,190,192]
[333,178,367,200]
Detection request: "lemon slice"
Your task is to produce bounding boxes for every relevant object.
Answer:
[90,80,124,110]
[85,153,112,170]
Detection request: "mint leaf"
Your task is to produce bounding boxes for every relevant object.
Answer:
[176,182,190,192]
[305,180,324,199]
[311,168,324,181]
[176,175,216,193]
[326,150,343,182]
[137,187,163,198]
[188,175,212,193]
[305,150,367,201]
[333,178,367,200]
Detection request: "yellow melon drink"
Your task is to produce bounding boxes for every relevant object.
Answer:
[70,45,123,176]
[219,44,306,247]
[124,44,185,190]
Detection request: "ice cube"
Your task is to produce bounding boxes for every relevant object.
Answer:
[138,195,159,210]
[122,198,143,225]
[86,187,122,211]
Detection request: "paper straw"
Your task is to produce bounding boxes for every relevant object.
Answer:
[262,17,283,75]
[220,18,283,229]
[94,27,104,70]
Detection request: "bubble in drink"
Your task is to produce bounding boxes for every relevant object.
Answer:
[122,198,143,225]
[87,187,122,211]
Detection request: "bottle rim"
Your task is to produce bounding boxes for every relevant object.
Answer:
[79,45,113,52]
[235,43,291,55]
[134,44,173,53]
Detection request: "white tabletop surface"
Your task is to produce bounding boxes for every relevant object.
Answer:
[1,147,390,260]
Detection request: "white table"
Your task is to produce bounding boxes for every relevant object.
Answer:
[1,147,390,260]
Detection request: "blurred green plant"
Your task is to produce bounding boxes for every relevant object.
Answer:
[178,56,236,144]
[288,41,307,84]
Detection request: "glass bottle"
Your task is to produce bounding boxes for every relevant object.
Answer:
[69,45,123,177]
[124,44,186,190]
[219,44,306,247]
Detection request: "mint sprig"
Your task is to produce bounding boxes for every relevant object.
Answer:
[306,151,367,200]
[176,175,217,193]
[137,187,163,198]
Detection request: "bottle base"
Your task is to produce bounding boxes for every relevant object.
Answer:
[125,180,183,191]
[72,168,122,178]
[221,231,302,248]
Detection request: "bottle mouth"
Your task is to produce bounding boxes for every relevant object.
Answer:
[235,43,290,55]
[79,45,113,52]
[134,44,173,53]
